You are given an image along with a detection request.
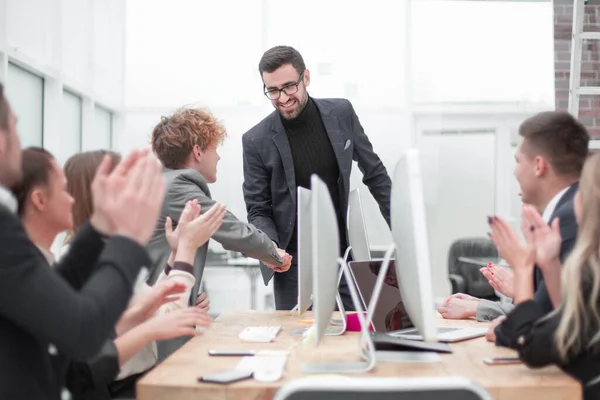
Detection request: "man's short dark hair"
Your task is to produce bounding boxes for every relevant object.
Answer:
[11,147,55,216]
[0,83,9,132]
[258,46,306,76]
[519,111,590,178]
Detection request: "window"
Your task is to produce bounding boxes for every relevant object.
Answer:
[60,90,83,165]
[419,129,496,294]
[91,106,113,150]
[5,63,44,147]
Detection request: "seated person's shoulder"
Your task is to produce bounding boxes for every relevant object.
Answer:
[554,199,578,235]
[167,169,208,189]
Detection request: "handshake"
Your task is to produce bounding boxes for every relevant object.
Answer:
[265,242,293,273]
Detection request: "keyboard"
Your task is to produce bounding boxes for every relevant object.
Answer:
[238,326,282,343]
[389,327,459,337]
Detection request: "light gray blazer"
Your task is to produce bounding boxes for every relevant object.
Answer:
[476,299,515,322]
[146,168,283,301]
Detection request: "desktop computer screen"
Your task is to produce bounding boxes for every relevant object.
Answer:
[391,149,437,342]
[297,186,313,316]
[310,175,341,347]
[358,149,487,345]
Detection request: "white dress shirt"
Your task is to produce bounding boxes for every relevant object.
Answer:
[542,186,570,224]
[0,185,17,214]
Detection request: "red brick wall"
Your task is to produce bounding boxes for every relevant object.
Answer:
[554,0,600,139]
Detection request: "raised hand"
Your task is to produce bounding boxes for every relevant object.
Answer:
[90,149,148,235]
[165,200,201,254]
[489,216,535,273]
[177,202,226,251]
[521,205,561,269]
[480,264,515,298]
[91,149,165,245]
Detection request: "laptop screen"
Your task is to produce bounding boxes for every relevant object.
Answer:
[348,259,407,332]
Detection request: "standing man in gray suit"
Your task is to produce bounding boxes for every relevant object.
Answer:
[242,46,392,311]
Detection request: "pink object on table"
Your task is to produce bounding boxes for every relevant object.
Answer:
[345,312,375,332]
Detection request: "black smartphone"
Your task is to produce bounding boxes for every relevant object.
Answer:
[198,370,253,384]
[483,357,522,365]
[208,350,256,356]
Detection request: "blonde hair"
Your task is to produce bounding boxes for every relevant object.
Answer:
[555,152,600,360]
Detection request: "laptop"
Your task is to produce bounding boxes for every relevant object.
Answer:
[348,260,488,343]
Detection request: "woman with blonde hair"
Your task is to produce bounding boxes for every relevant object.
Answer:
[490,152,600,399]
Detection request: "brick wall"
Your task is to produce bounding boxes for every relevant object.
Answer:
[555,0,600,139]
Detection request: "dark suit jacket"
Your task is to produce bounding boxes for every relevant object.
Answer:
[496,299,599,399]
[0,205,151,400]
[495,183,579,346]
[533,182,579,313]
[242,98,392,285]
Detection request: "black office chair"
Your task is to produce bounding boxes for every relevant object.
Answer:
[447,237,498,299]
[274,377,493,400]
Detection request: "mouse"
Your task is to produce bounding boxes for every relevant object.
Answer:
[253,365,283,382]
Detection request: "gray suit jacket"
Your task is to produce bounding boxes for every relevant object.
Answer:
[476,299,515,322]
[242,98,392,285]
[146,168,283,299]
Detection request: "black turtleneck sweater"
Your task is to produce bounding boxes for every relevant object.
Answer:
[282,97,347,255]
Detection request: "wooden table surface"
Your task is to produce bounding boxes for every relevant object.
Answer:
[137,310,581,400]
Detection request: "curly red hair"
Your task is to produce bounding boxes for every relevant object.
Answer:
[151,107,226,169]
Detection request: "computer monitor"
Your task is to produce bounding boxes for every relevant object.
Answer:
[303,176,376,373]
[310,175,340,346]
[355,150,487,345]
[297,187,313,316]
[391,149,437,341]
[347,189,371,262]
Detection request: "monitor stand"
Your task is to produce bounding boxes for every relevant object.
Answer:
[301,257,376,373]
[291,247,352,336]
[367,244,441,363]
[290,289,347,336]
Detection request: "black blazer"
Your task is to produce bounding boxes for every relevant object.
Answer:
[0,205,151,400]
[242,98,392,284]
[495,183,579,347]
[496,300,597,399]
[533,183,579,313]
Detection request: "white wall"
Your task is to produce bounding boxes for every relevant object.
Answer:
[124,0,555,305]
[0,0,125,164]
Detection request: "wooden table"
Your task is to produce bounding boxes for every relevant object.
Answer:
[137,310,581,400]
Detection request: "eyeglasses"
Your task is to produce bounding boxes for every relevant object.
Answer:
[264,71,305,100]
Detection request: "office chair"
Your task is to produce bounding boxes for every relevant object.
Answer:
[273,377,493,400]
[447,237,498,298]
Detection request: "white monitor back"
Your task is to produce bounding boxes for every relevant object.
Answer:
[347,189,371,262]
[311,175,340,346]
[391,149,437,341]
[297,186,313,315]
